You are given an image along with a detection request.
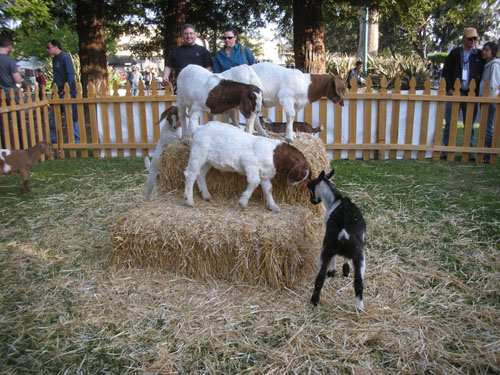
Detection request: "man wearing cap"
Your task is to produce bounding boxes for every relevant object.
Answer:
[441,27,484,160]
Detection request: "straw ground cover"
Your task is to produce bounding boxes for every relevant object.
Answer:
[0,156,499,374]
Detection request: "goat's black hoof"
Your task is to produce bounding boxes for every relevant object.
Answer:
[343,263,350,277]
[327,270,336,278]
[310,296,319,306]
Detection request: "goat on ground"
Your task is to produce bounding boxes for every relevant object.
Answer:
[184,121,311,213]
[144,105,181,201]
[176,64,264,144]
[260,117,323,134]
[251,62,345,142]
[0,141,53,195]
[307,168,366,310]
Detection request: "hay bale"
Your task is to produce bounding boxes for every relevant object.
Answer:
[157,132,330,208]
[111,193,323,290]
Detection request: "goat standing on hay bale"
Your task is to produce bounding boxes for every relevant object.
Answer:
[145,106,181,201]
[184,121,311,213]
[176,64,265,144]
[307,168,366,310]
[0,141,53,195]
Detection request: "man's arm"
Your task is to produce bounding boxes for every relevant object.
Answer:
[162,66,173,85]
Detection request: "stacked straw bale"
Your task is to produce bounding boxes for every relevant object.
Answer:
[111,132,331,289]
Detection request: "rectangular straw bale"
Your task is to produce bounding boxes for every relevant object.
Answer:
[157,132,330,209]
[111,194,323,290]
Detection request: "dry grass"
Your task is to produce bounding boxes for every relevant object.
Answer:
[0,157,499,374]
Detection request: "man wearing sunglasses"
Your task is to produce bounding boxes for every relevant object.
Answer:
[213,27,257,73]
[441,27,484,160]
[162,24,213,88]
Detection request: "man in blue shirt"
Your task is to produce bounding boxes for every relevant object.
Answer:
[213,27,257,73]
[46,39,80,143]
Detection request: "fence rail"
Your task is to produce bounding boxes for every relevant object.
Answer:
[1,76,499,164]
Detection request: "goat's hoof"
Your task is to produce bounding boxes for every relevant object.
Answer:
[343,263,350,277]
[285,133,296,143]
[355,298,364,311]
[201,194,211,201]
[184,197,194,207]
[327,270,336,278]
[310,297,319,306]
[268,205,281,213]
[238,200,248,208]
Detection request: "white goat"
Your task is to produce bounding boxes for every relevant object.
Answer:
[176,64,264,144]
[251,62,346,142]
[184,121,311,213]
[144,106,181,201]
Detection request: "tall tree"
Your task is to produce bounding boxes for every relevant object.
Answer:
[293,0,326,73]
[76,0,108,95]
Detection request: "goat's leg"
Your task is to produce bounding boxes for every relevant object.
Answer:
[281,100,296,142]
[19,170,30,194]
[311,246,334,306]
[260,179,280,213]
[196,164,212,201]
[352,252,366,310]
[327,255,336,277]
[238,170,260,208]
[178,102,190,145]
[343,258,350,277]
[145,168,157,201]
[226,108,239,127]
[253,114,268,137]
[184,162,201,207]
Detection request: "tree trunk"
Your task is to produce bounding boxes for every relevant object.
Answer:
[76,0,108,97]
[293,0,325,73]
[159,0,186,63]
[357,8,379,58]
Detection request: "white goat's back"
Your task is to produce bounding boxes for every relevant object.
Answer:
[190,121,280,175]
[177,64,221,106]
[220,64,266,96]
[251,62,311,105]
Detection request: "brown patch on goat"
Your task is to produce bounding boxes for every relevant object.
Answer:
[156,105,180,128]
[206,80,260,118]
[0,141,53,195]
[273,143,311,186]
[261,119,321,134]
[308,75,346,106]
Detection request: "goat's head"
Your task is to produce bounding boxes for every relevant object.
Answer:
[273,143,311,186]
[39,141,53,159]
[156,106,180,129]
[327,76,346,106]
[239,86,262,117]
[307,168,337,205]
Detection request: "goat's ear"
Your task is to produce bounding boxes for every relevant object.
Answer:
[329,76,346,106]
[239,92,255,118]
[318,170,325,180]
[286,164,308,186]
[326,168,335,180]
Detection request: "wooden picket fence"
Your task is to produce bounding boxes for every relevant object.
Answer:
[1,76,499,164]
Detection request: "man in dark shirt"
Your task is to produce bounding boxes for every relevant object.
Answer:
[162,24,213,88]
[441,27,484,159]
[46,39,80,143]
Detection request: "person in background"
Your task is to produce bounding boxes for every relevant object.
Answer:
[130,66,143,96]
[144,66,153,95]
[0,36,24,148]
[35,68,46,100]
[212,27,257,73]
[46,39,80,143]
[441,27,484,160]
[478,41,500,163]
[346,61,364,90]
[162,24,213,89]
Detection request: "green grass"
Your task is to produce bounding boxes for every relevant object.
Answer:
[0,157,499,374]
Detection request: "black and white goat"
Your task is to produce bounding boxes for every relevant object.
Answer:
[307,168,366,310]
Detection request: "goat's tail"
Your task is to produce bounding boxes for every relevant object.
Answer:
[313,125,324,134]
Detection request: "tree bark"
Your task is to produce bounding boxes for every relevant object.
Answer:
[159,0,186,62]
[357,8,379,58]
[293,0,326,73]
[76,0,108,97]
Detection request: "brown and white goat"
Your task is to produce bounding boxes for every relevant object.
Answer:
[176,64,264,144]
[251,62,345,142]
[260,117,323,134]
[184,121,311,213]
[0,141,53,195]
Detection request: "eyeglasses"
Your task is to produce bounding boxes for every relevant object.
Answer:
[466,37,478,41]
[222,36,234,40]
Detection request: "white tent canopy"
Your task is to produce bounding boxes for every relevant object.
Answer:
[16,57,48,70]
